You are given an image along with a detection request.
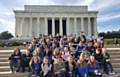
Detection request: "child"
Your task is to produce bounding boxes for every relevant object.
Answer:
[8,48,22,73]
[29,56,41,77]
[102,48,115,75]
[22,49,32,72]
[65,56,76,77]
[87,56,102,77]
[62,47,70,61]
[75,41,84,58]
[41,57,52,77]
[76,55,88,77]
[53,57,66,77]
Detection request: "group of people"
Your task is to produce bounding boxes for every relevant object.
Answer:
[8,32,115,77]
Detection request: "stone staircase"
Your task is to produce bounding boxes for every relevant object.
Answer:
[0,50,11,75]
[0,50,27,77]
[0,48,120,77]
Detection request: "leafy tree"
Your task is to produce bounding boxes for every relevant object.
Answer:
[0,31,13,40]
[98,29,120,39]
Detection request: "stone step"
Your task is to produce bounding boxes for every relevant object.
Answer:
[0,66,10,72]
[103,73,120,77]
[110,55,120,59]
[0,71,12,75]
[0,72,120,77]
[114,68,120,74]
[0,58,8,62]
[111,59,120,63]
[0,54,10,58]
[0,52,12,55]
[109,52,120,55]
[112,63,120,68]
[107,50,120,53]
[0,62,9,66]
[106,48,120,51]
[0,72,28,77]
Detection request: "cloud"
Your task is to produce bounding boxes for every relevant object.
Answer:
[25,0,55,5]
[98,13,120,23]
[0,0,120,35]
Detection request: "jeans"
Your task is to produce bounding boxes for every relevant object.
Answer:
[9,60,21,72]
[104,61,114,74]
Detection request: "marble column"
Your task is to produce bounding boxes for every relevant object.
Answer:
[37,17,40,37]
[74,17,77,35]
[44,17,48,35]
[81,17,84,32]
[94,17,98,36]
[88,17,91,37]
[15,17,18,37]
[21,17,24,37]
[52,18,55,36]
[66,17,70,35]
[59,17,63,36]
[29,17,32,37]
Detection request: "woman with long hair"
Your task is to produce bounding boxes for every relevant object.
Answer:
[41,56,52,77]
[76,55,88,77]
[65,56,76,77]
[8,48,22,73]
[29,56,41,77]
[87,56,102,77]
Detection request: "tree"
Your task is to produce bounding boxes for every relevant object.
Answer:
[98,29,120,39]
[0,31,13,40]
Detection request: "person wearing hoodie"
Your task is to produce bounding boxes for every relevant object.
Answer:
[65,56,76,77]
[75,41,84,58]
[41,56,52,77]
[76,55,88,77]
[29,56,41,77]
[22,49,32,72]
[53,57,66,77]
[87,56,102,77]
[102,48,115,75]
[8,48,22,73]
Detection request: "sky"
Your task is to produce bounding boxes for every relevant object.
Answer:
[0,0,120,35]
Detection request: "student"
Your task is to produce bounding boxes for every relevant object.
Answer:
[46,38,52,48]
[52,48,62,61]
[22,49,32,72]
[53,57,66,77]
[75,41,84,58]
[81,50,90,63]
[76,55,88,77]
[43,47,52,63]
[86,40,95,55]
[41,57,52,77]
[102,48,115,75]
[65,56,76,77]
[77,32,86,43]
[28,43,36,54]
[8,48,22,73]
[94,48,104,68]
[29,56,41,77]
[88,56,102,77]
[62,47,70,61]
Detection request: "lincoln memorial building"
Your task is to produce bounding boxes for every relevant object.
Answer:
[14,5,98,39]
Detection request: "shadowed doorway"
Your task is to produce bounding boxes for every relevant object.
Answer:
[48,19,52,35]
[62,19,66,35]
[55,19,59,35]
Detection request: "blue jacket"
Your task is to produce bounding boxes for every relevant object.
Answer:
[76,64,88,77]
[88,63,100,73]
[75,45,84,53]
[31,62,41,73]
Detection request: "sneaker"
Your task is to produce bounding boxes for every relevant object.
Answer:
[109,72,115,75]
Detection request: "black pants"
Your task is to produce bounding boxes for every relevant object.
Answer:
[9,60,21,72]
